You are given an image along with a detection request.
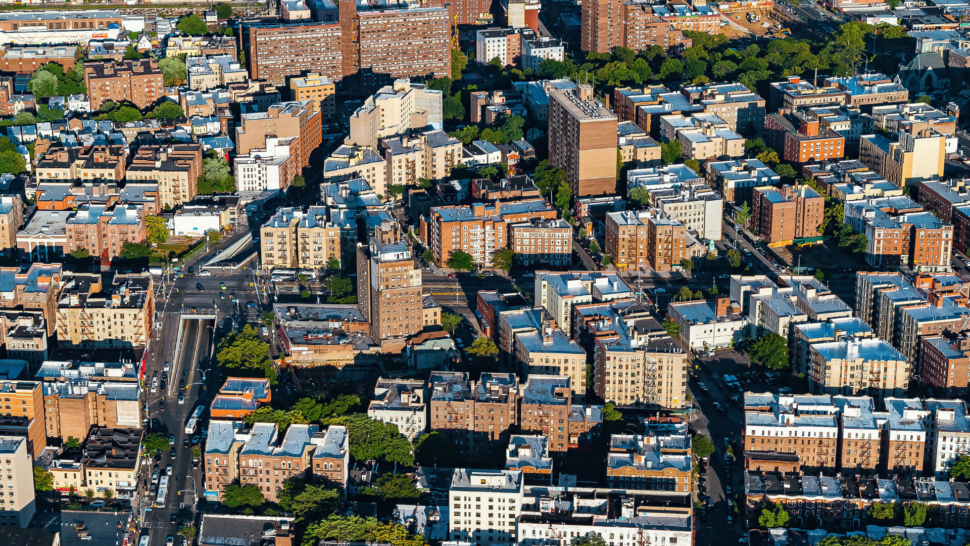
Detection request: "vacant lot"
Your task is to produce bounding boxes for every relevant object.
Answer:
[771,241,867,271]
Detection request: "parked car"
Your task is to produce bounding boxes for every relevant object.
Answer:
[199,270,212,276]
[166,465,173,476]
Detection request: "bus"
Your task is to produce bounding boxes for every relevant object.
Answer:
[185,405,205,435]
[156,475,169,507]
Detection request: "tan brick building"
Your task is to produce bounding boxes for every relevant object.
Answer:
[289,73,336,120]
[428,371,519,457]
[126,144,202,209]
[519,375,602,452]
[259,206,355,270]
[81,427,141,500]
[618,4,692,53]
[65,204,146,262]
[0,195,23,259]
[55,272,154,349]
[0,381,46,462]
[549,84,618,197]
[356,238,424,343]
[921,334,970,393]
[606,432,692,492]
[244,22,343,85]
[883,397,926,474]
[236,101,322,174]
[36,145,126,184]
[42,380,140,444]
[509,218,572,267]
[752,185,825,245]
[809,338,908,398]
[605,209,686,272]
[238,423,329,502]
[515,329,587,396]
[744,393,839,472]
[383,131,462,187]
[0,264,62,337]
[83,59,164,111]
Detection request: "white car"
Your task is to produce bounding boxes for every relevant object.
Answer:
[166,465,173,476]
[163,362,171,373]
[199,270,212,276]
[178,394,185,405]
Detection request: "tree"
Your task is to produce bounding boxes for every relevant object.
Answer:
[223,484,265,508]
[123,45,143,60]
[589,240,600,254]
[603,403,623,422]
[326,258,340,271]
[443,95,465,120]
[677,286,694,301]
[477,165,499,179]
[660,58,684,79]
[681,259,694,273]
[572,534,607,546]
[303,515,428,546]
[197,155,235,194]
[102,489,114,500]
[325,274,353,299]
[37,104,65,122]
[500,115,525,143]
[868,502,898,523]
[148,101,184,120]
[158,56,187,86]
[750,333,789,371]
[142,433,170,455]
[12,112,37,126]
[758,502,790,528]
[446,250,475,272]
[685,59,707,80]
[322,413,415,465]
[146,216,168,244]
[65,436,82,448]
[177,13,208,35]
[215,2,233,18]
[692,434,715,459]
[245,406,307,431]
[916,94,932,104]
[450,125,480,145]
[375,473,421,501]
[0,151,26,175]
[33,466,54,496]
[216,325,276,383]
[292,175,306,190]
[712,60,738,78]
[191,445,202,458]
[757,149,780,167]
[685,158,701,174]
[951,455,970,479]
[441,312,463,334]
[493,248,514,273]
[660,140,682,165]
[629,186,651,208]
[775,163,797,179]
[278,479,341,520]
[452,48,468,80]
[110,106,143,123]
[414,431,461,467]
[814,269,825,282]
[178,527,198,541]
[465,336,499,362]
[85,489,95,499]
[602,255,612,266]
[421,250,435,264]
[29,69,59,97]
[119,242,159,261]
[735,201,752,227]
[662,319,680,338]
[903,502,926,526]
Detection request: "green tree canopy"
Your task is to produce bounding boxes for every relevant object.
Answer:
[750,333,789,370]
[278,479,341,521]
[692,434,715,459]
[951,455,970,479]
[758,502,791,528]
[493,248,514,272]
[322,413,414,465]
[33,466,54,494]
[446,250,475,272]
[142,433,171,455]
[303,515,428,546]
[662,319,680,338]
[375,473,420,501]
[177,13,209,35]
[215,3,233,18]
[441,312,463,334]
[148,101,184,120]
[465,336,499,362]
[244,406,307,431]
[216,324,276,383]
[29,69,59,97]
[868,502,899,523]
[414,432,461,467]
[146,216,168,244]
[661,140,682,165]
[903,502,926,526]
[223,484,265,508]
[158,57,187,86]
[0,151,26,175]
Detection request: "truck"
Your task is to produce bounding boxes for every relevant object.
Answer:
[149,267,164,276]
[185,405,205,435]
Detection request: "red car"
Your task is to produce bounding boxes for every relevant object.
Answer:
[447,273,458,278]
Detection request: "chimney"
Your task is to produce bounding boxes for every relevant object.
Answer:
[787,76,801,85]
[715,297,730,317]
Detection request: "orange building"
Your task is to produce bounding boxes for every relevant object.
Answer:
[765,111,845,165]
[83,59,164,111]
[210,377,272,420]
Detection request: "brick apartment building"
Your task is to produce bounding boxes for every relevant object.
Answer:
[83,59,164,111]
[0,195,24,259]
[65,204,146,262]
[236,101,321,174]
[519,375,602,452]
[356,238,424,344]
[36,145,126,184]
[428,372,519,459]
[549,84,618,197]
[509,218,573,267]
[245,23,343,85]
[0,11,123,32]
[618,4,692,52]
[55,272,154,349]
[289,73,336,121]
[0,264,62,337]
[0,45,79,74]
[259,206,354,270]
[0,381,46,461]
[81,427,142,500]
[605,209,686,272]
[765,112,846,164]
[752,185,825,245]
[42,378,140,444]
[921,333,970,394]
[126,144,203,209]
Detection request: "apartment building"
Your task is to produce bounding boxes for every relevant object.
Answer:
[447,469,523,544]
[884,397,926,474]
[259,207,355,270]
[521,34,564,72]
[126,144,202,209]
[659,113,745,160]
[616,3,692,53]
[236,101,322,174]
[605,209,686,272]
[420,199,556,267]
[593,314,688,408]
[505,435,552,476]
[35,145,126,184]
[627,166,721,241]
[0,380,44,462]
[348,80,443,150]
[383,131,462,186]
[65,204,145,261]
[83,59,164,110]
[289,73,336,121]
[744,393,840,472]
[860,130,946,188]
[824,73,909,111]
[808,105,873,152]
[667,297,746,350]
[925,399,970,478]
[80,427,141,500]
[323,145,388,197]
[768,76,846,113]
[809,337,908,398]
[0,44,75,73]
[0,196,23,259]
[0,436,35,527]
[367,378,427,441]
[515,329,587,397]
[351,2,452,86]
[919,179,970,223]
[752,185,825,245]
[186,55,247,91]
[533,271,632,336]
[680,82,767,134]
[765,112,846,164]
[845,198,952,271]
[356,238,424,344]
[519,375,602,452]
[617,122,662,169]
[509,218,572,267]
[55,272,153,349]
[477,291,528,342]
[234,138,296,194]
[203,420,248,501]
[475,27,530,66]
[243,22,342,85]
[706,158,780,205]
[428,371,519,457]
[236,423,343,502]
[606,431,691,493]
[165,34,238,59]
[549,84,618,197]
[310,425,351,493]
[468,89,527,126]
[921,333,970,394]
[0,265,62,338]
[791,318,875,378]
[897,295,968,368]
[871,102,957,136]
[0,313,47,373]
[210,377,273,420]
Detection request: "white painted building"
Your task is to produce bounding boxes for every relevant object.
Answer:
[67,94,90,113]
[667,298,747,350]
[448,469,523,544]
[925,399,970,479]
[367,378,427,441]
[521,36,563,72]
[171,209,222,237]
[0,436,36,528]
[518,507,692,546]
[234,137,293,193]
